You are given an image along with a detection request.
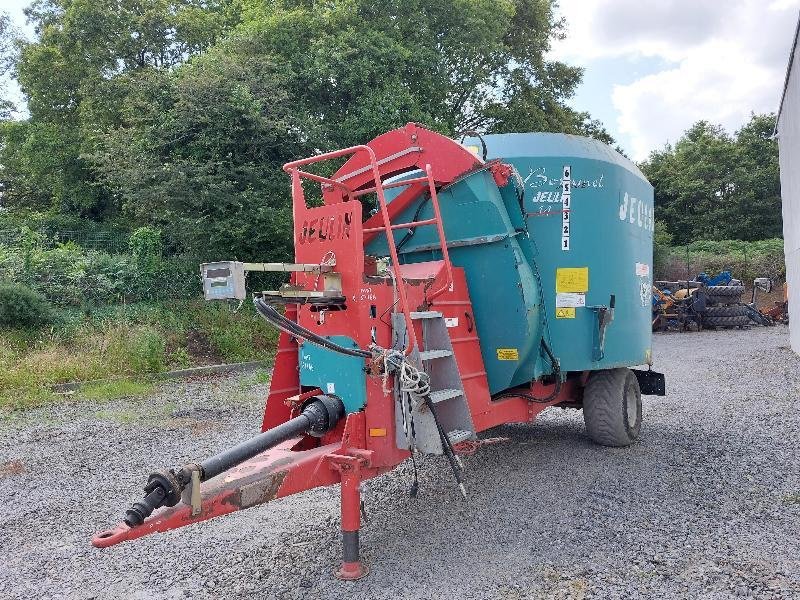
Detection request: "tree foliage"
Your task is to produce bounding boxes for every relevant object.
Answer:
[1,0,615,260]
[0,11,17,115]
[640,114,781,244]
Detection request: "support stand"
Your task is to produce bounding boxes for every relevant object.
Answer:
[329,454,369,580]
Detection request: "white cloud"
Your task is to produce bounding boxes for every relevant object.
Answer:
[551,0,800,159]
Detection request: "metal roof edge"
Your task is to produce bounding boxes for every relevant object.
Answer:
[776,11,800,135]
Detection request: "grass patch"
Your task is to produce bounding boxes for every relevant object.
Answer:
[783,492,800,505]
[79,379,154,401]
[0,299,279,411]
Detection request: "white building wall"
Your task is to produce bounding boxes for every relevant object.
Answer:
[778,27,800,354]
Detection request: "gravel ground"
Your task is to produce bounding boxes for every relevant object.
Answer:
[1,326,799,599]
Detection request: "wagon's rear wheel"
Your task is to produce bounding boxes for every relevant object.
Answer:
[582,368,641,447]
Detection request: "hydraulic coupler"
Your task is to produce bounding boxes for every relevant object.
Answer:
[123,395,344,527]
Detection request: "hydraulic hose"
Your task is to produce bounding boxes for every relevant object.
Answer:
[123,395,345,527]
[492,339,562,404]
[253,297,370,359]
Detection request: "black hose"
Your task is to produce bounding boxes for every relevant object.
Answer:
[459,130,488,161]
[492,339,562,404]
[396,196,430,251]
[253,297,370,359]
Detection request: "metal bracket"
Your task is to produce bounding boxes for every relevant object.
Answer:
[179,464,203,517]
[589,294,615,361]
[327,451,372,474]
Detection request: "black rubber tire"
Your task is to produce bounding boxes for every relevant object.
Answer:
[706,285,745,296]
[583,368,641,447]
[704,304,749,317]
[707,295,742,306]
[702,315,750,328]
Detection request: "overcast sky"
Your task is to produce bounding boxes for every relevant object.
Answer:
[551,0,800,159]
[4,0,800,161]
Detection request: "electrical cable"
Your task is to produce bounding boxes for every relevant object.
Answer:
[396,195,430,251]
[491,339,562,404]
[253,297,370,359]
[458,130,488,161]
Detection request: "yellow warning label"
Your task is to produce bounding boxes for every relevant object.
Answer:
[555,307,576,319]
[496,348,519,361]
[465,145,481,156]
[556,267,589,293]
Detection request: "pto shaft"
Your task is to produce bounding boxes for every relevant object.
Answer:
[123,395,345,527]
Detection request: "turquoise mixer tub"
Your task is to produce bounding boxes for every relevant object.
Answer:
[366,133,654,394]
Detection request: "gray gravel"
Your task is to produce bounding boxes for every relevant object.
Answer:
[1,326,799,599]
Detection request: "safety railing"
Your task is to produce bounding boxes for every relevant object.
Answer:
[283,146,454,352]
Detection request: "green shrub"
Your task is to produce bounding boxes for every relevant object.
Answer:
[129,226,163,274]
[0,283,56,328]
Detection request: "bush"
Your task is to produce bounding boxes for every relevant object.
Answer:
[0,283,56,328]
[0,239,201,307]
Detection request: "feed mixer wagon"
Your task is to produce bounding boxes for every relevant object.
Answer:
[93,124,666,579]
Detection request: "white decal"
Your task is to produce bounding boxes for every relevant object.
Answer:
[619,192,654,232]
[524,167,604,190]
[326,382,336,394]
[639,279,651,307]
[556,292,586,308]
[445,317,459,328]
[561,165,571,251]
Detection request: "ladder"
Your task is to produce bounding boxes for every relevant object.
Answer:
[283,146,455,354]
[393,311,476,455]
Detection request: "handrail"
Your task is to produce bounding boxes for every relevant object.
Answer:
[362,218,438,235]
[351,176,429,198]
[423,164,454,300]
[284,148,455,354]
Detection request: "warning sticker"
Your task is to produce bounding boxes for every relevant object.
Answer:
[555,307,576,319]
[496,348,520,361]
[556,292,586,308]
[556,267,589,293]
[636,262,650,276]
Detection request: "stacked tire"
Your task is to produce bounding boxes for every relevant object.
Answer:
[702,283,748,329]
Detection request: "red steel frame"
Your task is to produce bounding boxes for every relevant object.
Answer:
[91,123,579,579]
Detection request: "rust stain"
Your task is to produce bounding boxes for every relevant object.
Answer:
[236,471,288,509]
[0,459,25,478]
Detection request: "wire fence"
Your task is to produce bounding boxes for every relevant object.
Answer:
[0,226,201,306]
[0,227,130,253]
[659,248,785,285]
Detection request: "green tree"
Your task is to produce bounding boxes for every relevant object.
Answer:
[3,0,613,262]
[233,0,612,146]
[640,114,781,244]
[1,0,237,216]
[88,48,305,259]
[0,12,17,119]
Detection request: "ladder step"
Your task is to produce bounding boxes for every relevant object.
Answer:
[410,311,443,319]
[430,389,462,403]
[447,429,472,445]
[419,349,453,361]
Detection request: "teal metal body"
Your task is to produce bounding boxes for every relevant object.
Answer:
[298,336,366,413]
[367,133,654,394]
